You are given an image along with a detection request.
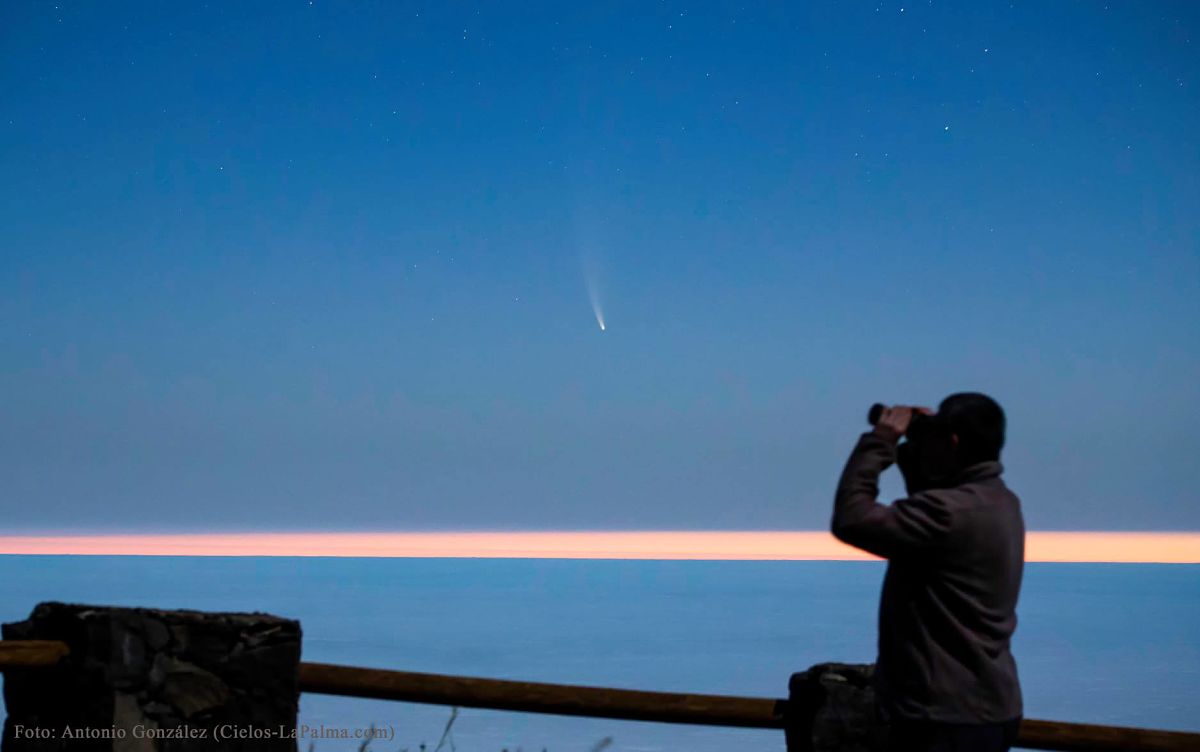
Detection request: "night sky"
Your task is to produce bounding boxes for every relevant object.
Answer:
[1,2,1197,532]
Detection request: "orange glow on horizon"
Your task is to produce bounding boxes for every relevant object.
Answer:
[0,531,1197,563]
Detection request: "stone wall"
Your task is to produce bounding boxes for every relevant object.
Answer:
[2,602,301,751]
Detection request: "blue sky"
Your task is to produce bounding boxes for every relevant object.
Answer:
[1,1,1197,532]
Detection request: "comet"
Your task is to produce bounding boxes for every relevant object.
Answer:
[571,181,609,332]
[587,275,606,331]
[581,252,606,332]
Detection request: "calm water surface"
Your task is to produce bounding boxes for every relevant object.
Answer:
[1,557,1197,751]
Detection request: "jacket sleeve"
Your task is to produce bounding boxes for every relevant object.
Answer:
[830,432,954,559]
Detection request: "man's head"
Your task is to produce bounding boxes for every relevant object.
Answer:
[937,392,1006,467]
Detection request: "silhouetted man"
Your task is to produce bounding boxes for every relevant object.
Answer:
[832,393,1024,752]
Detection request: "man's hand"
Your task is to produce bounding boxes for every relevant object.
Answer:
[871,405,932,443]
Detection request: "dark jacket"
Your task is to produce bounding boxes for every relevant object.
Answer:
[832,431,1024,724]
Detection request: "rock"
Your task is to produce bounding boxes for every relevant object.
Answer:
[155,658,230,719]
[113,693,156,752]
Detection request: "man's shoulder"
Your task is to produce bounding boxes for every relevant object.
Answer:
[920,477,1023,536]
[963,475,1021,506]
[913,477,1019,515]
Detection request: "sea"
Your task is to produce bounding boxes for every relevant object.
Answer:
[1,556,1197,751]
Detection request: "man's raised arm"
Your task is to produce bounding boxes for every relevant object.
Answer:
[831,410,953,559]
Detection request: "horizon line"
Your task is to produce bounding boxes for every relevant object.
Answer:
[0,531,1197,563]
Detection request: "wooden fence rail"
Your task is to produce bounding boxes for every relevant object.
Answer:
[3,640,1198,752]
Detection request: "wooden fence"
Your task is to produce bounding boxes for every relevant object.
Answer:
[3,639,1198,751]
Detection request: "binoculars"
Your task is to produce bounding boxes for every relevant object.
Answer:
[867,403,887,426]
[867,403,936,434]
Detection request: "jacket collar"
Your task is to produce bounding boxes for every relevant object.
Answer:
[954,460,1003,485]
